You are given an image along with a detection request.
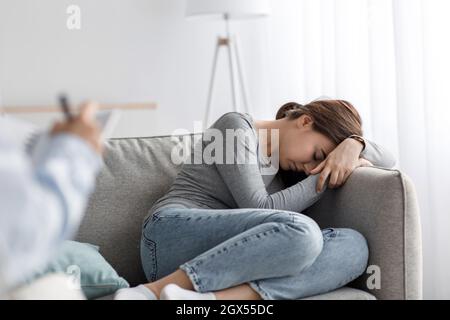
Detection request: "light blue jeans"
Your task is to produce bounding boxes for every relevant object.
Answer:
[140,206,369,300]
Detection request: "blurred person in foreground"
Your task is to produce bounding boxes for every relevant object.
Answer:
[0,102,103,299]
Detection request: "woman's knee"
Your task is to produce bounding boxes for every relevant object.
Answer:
[292,218,323,264]
[334,228,369,277]
[272,212,324,268]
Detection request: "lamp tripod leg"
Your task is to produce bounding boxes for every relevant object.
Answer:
[232,35,251,114]
[226,40,238,113]
[204,38,221,129]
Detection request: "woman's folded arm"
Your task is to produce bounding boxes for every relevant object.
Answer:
[360,138,397,169]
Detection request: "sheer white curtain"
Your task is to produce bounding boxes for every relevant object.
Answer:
[268,0,450,299]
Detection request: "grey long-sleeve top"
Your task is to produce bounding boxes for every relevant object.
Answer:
[148,112,396,218]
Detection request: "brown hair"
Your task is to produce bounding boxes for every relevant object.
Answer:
[275,100,363,145]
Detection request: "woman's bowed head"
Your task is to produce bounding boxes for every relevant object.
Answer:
[256,100,373,193]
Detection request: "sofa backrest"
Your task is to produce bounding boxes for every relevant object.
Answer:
[77,135,194,285]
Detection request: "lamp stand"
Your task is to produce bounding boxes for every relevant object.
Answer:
[203,14,251,129]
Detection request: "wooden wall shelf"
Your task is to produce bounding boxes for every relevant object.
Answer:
[1,102,157,114]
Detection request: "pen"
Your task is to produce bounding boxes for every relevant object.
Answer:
[58,93,74,121]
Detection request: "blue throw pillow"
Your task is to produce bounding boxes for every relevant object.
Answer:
[29,240,129,299]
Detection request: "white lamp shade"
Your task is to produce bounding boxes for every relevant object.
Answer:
[186,0,271,20]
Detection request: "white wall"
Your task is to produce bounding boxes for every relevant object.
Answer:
[0,0,276,137]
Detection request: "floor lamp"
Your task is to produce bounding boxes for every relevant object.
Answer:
[185,0,271,128]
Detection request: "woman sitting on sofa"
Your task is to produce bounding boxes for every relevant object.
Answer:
[115,99,396,300]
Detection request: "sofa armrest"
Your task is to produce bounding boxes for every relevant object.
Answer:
[304,167,422,300]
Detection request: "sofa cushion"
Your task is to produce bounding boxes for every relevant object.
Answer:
[96,286,376,300]
[26,241,129,299]
[301,287,376,300]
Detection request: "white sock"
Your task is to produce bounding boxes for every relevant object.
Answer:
[160,284,216,300]
[114,284,158,300]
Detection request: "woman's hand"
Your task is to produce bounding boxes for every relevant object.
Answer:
[309,138,373,192]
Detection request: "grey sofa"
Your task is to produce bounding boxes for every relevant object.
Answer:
[76,134,423,300]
